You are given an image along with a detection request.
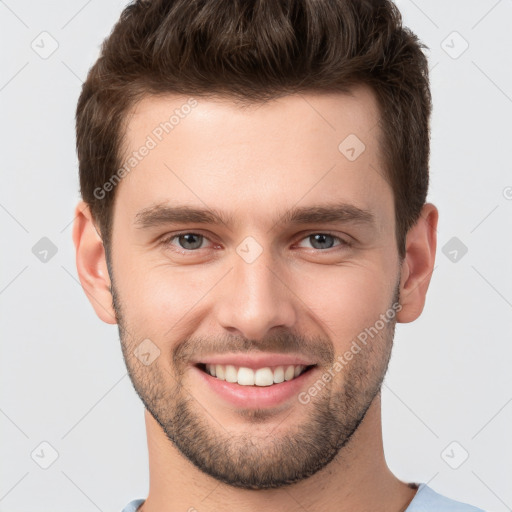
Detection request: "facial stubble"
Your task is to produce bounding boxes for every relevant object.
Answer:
[110,267,400,490]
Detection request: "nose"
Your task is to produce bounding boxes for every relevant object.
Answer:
[215,247,298,341]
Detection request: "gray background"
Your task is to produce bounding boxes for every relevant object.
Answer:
[1,0,511,510]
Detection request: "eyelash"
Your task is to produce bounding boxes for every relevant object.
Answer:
[159,231,352,254]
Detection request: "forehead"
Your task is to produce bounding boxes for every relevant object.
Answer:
[122,86,383,156]
[114,86,392,232]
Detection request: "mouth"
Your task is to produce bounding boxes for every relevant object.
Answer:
[195,363,317,387]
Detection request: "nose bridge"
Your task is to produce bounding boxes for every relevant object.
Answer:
[215,240,297,340]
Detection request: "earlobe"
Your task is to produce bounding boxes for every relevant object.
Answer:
[396,203,438,324]
[72,201,117,325]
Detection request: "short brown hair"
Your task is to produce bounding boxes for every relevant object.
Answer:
[76,0,431,260]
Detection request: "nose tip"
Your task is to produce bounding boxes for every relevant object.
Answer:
[215,259,297,342]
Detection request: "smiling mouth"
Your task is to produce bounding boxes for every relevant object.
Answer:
[195,363,316,387]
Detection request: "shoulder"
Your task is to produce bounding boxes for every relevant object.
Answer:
[406,483,486,512]
[120,498,145,512]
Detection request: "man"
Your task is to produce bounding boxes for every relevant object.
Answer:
[72,0,485,511]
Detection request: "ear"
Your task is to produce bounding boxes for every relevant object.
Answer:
[396,202,438,324]
[72,201,117,325]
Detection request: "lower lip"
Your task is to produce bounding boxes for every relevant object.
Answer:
[192,365,318,409]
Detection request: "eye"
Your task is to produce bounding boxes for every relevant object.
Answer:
[296,233,350,250]
[160,232,212,252]
[159,231,351,254]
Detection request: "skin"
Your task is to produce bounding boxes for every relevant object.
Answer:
[73,85,438,512]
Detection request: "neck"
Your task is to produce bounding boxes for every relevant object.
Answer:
[139,394,417,512]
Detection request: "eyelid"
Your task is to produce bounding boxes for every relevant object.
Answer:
[159,230,352,253]
[295,232,351,248]
[159,230,218,251]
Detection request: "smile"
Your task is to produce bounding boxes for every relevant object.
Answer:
[198,363,316,386]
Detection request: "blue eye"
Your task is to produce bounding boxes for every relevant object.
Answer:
[175,233,204,250]
[160,231,351,254]
[162,232,208,251]
[297,233,349,250]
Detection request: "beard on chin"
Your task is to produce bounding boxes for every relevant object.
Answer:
[112,276,399,490]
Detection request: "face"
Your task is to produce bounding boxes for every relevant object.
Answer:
[108,87,402,489]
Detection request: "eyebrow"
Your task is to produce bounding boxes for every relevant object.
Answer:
[134,202,376,230]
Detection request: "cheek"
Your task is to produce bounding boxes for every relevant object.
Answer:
[115,246,397,346]
[293,266,394,343]
[117,262,218,335]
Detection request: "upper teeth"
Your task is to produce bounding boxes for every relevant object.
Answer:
[205,364,308,386]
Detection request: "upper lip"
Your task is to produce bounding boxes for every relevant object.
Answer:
[193,353,317,369]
